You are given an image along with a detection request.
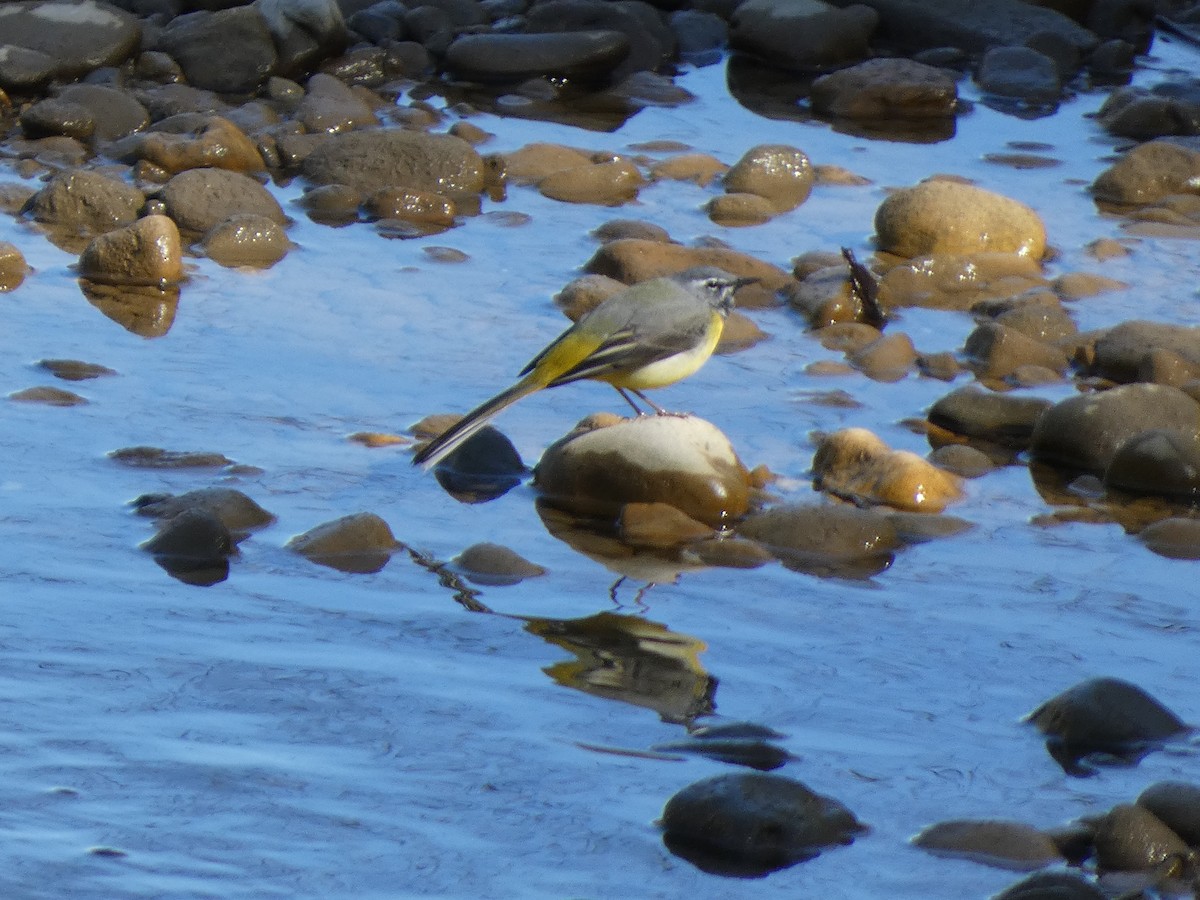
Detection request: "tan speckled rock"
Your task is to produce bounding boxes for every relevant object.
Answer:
[0,241,28,292]
[723,143,813,212]
[78,214,183,286]
[200,214,289,269]
[538,159,644,205]
[706,192,776,226]
[875,180,1047,258]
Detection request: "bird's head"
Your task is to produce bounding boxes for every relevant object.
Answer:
[672,266,759,315]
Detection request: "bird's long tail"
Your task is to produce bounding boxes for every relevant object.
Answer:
[412,372,544,469]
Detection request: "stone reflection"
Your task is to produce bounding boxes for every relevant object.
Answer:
[79,278,179,338]
[524,611,716,725]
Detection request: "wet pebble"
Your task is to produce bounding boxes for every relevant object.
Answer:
[736,503,905,579]
[722,144,813,213]
[501,142,594,185]
[1090,804,1192,874]
[524,0,671,81]
[1097,85,1200,140]
[36,359,116,381]
[993,871,1106,900]
[1090,320,1200,384]
[849,331,918,382]
[928,444,996,478]
[878,252,1047,311]
[78,214,184,286]
[705,192,775,227]
[660,772,866,876]
[1137,781,1200,846]
[1024,676,1191,775]
[0,0,140,88]
[142,508,233,584]
[296,183,362,225]
[978,292,1077,343]
[113,115,265,175]
[585,238,789,308]
[301,129,486,198]
[1029,383,1200,475]
[452,542,546,586]
[1136,517,1200,560]
[444,31,631,84]
[1104,429,1200,500]
[363,188,456,226]
[294,72,379,134]
[287,512,402,574]
[648,153,728,185]
[25,170,145,236]
[133,488,275,535]
[160,169,285,236]
[812,428,963,512]
[9,386,87,406]
[729,0,877,71]
[1091,139,1200,206]
[55,83,149,142]
[109,446,234,469]
[200,214,290,268]
[535,415,751,529]
[19,97,96,142]
[0,241,28,292]
[591,219,672,244]
[875,180,1047,258]
[811,58,958,120]
[1052,271,1127,300]
[538,158,644,205]
[911,819,1064,870]
[935,393,1016,451]
[154,7,276,93]
[977,46,1061,103]
[964,322,1069,382]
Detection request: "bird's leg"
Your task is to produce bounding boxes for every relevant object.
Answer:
[633,388,681,415]
[615,387,649,416]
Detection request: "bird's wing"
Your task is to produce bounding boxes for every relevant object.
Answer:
[545,313,712,387]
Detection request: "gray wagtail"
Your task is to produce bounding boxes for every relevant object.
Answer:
[412,267,755,468]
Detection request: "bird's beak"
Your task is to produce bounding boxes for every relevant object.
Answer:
[733,276,760,291]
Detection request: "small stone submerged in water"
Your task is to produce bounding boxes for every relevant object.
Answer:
[660,772,867,877]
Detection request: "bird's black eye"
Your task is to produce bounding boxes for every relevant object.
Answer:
[706,278,723,291]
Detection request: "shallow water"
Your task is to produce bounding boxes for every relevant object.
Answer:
[2,37,1200,900]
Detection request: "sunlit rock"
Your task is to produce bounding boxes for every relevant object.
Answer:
[1089,804,1191,874]
[648,153,728,185]
[1029,383,1200,475]
[0,242,28,292]
[111,115,266,174]
[160,169,285,235]
[1137,517,1200,560]
[812,58,958,120]
[200,213,290,268]
[538,158,644,205]
[287,511,402,573]
[501,142,594,185]
[37,359,116,381]
[535,414,751,528]
[1024,676,1191,776]
[452,542,546,586]
[54,83,149,142]
[20,97,96,142]
[363,188,456,227]
[927,444,996,478]
[661,772,866,876]
[974,290,1077,342]
[78,214,183,287]
[813,428,963,512]
[911,819,1064,870]
[875,179,1047,258]
[722,143,813,213]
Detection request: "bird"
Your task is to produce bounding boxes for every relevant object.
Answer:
[412,266,756,469]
